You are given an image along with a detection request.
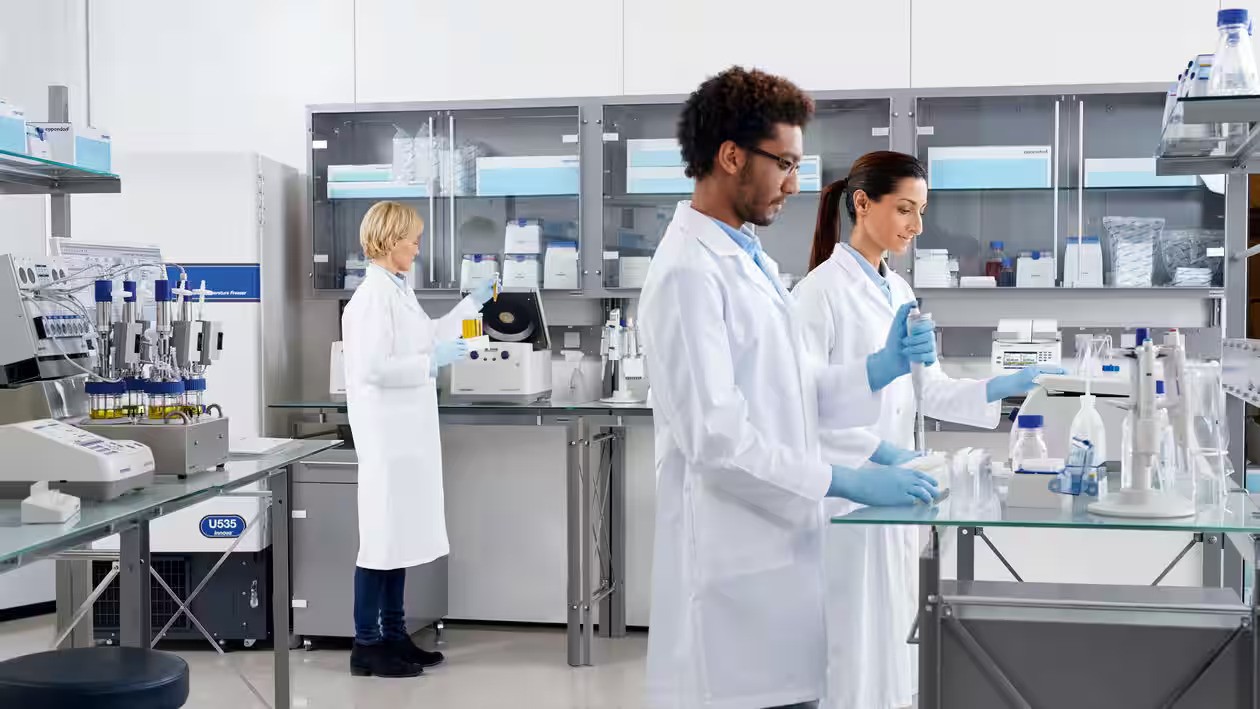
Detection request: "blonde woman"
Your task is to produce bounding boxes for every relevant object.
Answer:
[341,201,495,678]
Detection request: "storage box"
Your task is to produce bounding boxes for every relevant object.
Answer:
[503,254,541,289]
[476,155,579,196]
[927,145,1052,190]
[25,124,48,159]
[0,100,27,154]
[29,123,111,172]
[1083,157,1198,189]
[328,164,393,183]
[327,182,430,199]
[504,219,542,254]
[626,138,691,194]
[1016,251,1056,287]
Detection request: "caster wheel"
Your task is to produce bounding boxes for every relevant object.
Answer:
[243,638,257,649]
[434,620,445,645]
[303,638,313,651]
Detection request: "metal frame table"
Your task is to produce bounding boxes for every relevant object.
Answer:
[0,438,337,709]
[271,400,654,667]
[833,492,1260,708]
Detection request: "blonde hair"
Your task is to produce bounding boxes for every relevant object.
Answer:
[359,201,424,260]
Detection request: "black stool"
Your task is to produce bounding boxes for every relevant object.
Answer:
[0,646,189,708]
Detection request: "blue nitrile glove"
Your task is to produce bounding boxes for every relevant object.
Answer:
[870,440,918,466]
[429,339,470,376]
[470,275,498,305]
[985,365,1067,402]
[827,464,940,506]
[866,301,937,391]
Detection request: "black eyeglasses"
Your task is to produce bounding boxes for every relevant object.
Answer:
[744,145,801,175]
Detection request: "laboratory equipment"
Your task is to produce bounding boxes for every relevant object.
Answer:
[329,341,346,400]
[20,481,80,524]
[1063,235,1104,287]
[1010,415,1049,473]
[1209,9,1259,96]
[1015,251,1055,287]
[0,99,27,154]
[927,146,1052,190]
[502,254,541,289]
[448,290,553,403]
[984,241,1006,280]
[991,319,1061,374]
[504,219,542,254]
[544,242,580,290]
[0,419,154,500]
[997,258,1015,287]
[459,254,499,292]
[907,302,927,454]
[1105,216,1163,288]
[26,123,112,172]
[476,155,579,197]
[600,308,646,405]
[1088,329,1204,518]
[914,249,953,288]
[0,254,96,387]
[1007,458,1068,509]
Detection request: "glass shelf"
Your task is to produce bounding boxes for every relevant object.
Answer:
[831,492,1260,534]
[0,148,121,195]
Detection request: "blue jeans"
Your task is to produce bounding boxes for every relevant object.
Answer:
[353,566,407,645]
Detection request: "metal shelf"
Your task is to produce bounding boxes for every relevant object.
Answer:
[915,287,1222,328]
[0,148,121,195]
[1156,95,1260,176]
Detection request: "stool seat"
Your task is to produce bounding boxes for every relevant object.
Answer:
[0,646,189,708]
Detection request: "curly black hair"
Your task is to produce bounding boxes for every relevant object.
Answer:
[677,66,814,180]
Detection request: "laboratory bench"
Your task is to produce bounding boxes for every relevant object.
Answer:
[0,438,337,709]
[832,492,1260,708]
[270,400,652,667]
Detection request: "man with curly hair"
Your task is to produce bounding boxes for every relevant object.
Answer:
[638,67,941,709]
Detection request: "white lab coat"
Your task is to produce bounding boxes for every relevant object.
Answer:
[639,203,881,709]
[342,265,480,570]
[793,245,1001,709]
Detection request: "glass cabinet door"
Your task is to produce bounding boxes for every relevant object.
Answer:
[1071,92,1225,288]
[600,97,891,289]
[913,95,1066,288]
[311,109,446,291]
[445,106,582,292]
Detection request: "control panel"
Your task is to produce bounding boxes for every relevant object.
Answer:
[0,254,95,385]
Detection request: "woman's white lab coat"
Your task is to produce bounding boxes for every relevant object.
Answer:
[342,265,480,570]
[639,203,881,709]
[793,245,1001,709]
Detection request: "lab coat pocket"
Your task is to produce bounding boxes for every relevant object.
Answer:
[693,483,798,579]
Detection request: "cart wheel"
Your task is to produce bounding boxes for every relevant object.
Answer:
[302,637,313,651]
[434,620,445,644]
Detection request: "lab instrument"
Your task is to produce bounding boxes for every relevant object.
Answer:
[20,481,80,524]
[991,319,1061,374]
[599,308,645,405]
[448,290,553,403]
[907,302,927,454]
[0,418,154,500]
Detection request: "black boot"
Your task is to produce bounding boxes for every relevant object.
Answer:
[385,635,445,668]
[350,642,423,678]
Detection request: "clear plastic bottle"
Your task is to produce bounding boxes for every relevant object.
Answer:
[1011,414,1049,472]
[1209,9,1260,96]
[985,241,1006,280]
[1067,394,1107,496]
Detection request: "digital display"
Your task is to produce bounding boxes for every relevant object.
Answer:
[1002,351,1039,368]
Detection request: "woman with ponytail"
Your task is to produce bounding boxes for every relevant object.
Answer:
[793,151,1061,709]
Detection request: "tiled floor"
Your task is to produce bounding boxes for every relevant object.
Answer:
[0,616,649,708]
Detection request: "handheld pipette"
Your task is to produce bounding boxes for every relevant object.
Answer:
[908,300,928,455]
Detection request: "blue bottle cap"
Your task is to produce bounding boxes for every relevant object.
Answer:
[154,279,172,303]
[123,281,137,303]
[990,241,1004,250]
[1135,327,1150,343]
[1156,380,1165,395]
[1219,8,1248,26]
[1017,414,1044,428]
[94,280,112,304]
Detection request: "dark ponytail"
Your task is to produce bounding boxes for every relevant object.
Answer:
[807,150,927,273]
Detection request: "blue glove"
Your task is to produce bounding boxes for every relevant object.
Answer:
[470,276,498,305]
[870,440,918,466]
[985,365,1066,402]
[429,339,470,376]
[827,464,940,506]
[866,301,937,391]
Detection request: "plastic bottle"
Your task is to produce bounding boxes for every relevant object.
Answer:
[1011,414,1049,472]
[985,241,1006,280]
[1066,394,1107,496]
[1209,9,1260,96]
[998,258,1016,287]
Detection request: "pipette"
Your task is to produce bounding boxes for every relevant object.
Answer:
[908,299,928,455]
